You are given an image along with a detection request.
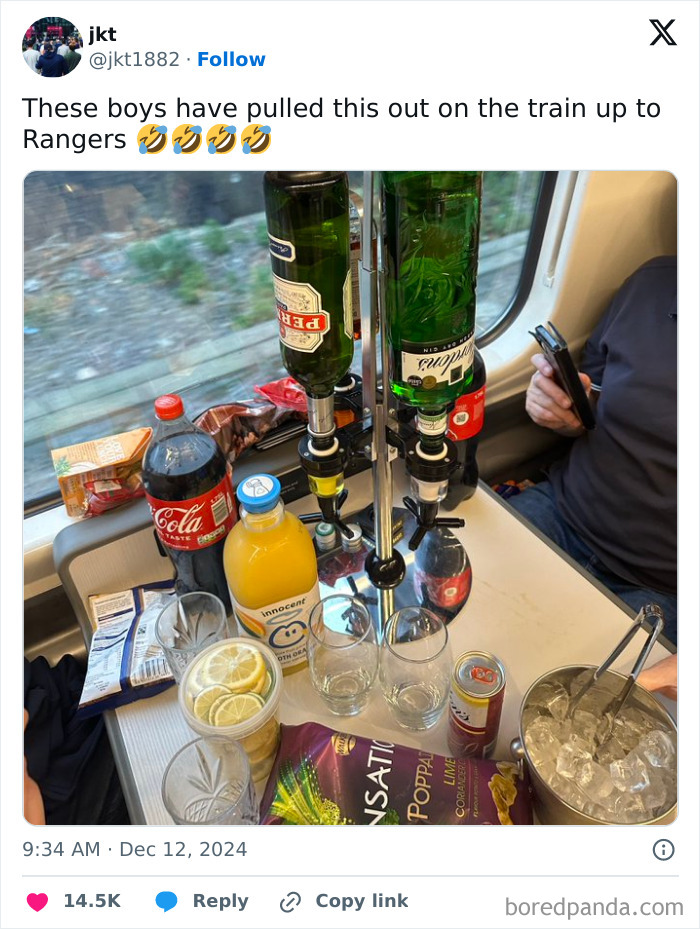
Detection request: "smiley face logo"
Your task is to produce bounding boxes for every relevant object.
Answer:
[137,124,168,155]
[172,124,203,155]
[269,620,307,650]
[206,124,237,154]
[241,123,271,154]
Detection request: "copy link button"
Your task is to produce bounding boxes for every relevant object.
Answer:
[653,839,675,861]
[280,892,302,913]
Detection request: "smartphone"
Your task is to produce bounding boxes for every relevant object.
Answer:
[530,322,596,430]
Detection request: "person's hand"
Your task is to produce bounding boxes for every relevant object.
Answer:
[24,710,45,825]
[637,653,677,701]
[525,353,592,437]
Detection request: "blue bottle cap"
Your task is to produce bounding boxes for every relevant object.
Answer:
[236,473,281,512]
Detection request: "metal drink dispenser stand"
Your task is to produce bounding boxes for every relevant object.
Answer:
[311,171,472,632]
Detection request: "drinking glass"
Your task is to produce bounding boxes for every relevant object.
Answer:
[162,737,259,825]
[380,607,452,730]
[155,592,228,682]
[307,595,378,716]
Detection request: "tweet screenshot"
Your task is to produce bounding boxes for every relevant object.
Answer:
[2,0,698,926]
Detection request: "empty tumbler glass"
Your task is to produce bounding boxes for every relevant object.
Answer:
[380,607,452,730]
[307,596,378,716]
[162,737,259,825]
[155,592,228,682]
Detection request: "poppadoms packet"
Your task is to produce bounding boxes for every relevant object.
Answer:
[260,722,533,824]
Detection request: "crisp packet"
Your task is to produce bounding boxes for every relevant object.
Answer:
[260,722,533,825]
[78,581,175,717]
[51,427,152,517]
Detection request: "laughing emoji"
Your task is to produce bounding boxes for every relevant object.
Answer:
[241,123,271,154]
[172,124,203,154]
[137,124,168,155]
[207,124,237,154]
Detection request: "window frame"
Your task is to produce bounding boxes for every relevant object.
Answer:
[477,171,558,348]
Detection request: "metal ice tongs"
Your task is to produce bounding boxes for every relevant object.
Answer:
[569,603,665,724]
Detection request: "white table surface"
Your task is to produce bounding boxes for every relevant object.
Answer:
[110,477,673,824]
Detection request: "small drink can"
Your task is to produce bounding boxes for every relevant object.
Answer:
[448,651,506,759]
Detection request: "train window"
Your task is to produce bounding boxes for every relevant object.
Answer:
[24,170,549,510]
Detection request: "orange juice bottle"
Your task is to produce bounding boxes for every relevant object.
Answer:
[224,473,319,674]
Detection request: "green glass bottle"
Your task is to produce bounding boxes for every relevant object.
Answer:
[383,171,482,413]
[264,171,353,399]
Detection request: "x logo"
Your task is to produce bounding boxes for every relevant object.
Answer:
[650,19,677,45]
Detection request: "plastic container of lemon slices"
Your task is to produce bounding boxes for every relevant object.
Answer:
[179,638,283,782]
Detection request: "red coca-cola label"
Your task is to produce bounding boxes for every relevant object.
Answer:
[447,385,486,441]
[414,566,472,608]
[145,474,236,551]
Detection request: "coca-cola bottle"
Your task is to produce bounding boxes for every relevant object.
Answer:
[443,348,487,510]
[142,394,236,612]
[413,527,472,622]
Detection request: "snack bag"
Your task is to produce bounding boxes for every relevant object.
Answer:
[260,722,533,825]
[51,428,152,517]
[78,582,175,717]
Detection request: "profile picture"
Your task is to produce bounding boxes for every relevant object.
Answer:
[22,17,83,76]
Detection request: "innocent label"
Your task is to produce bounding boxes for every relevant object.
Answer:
[233,581,320,670]
[268,234,296,262]
[274,274,329,354]
[145,474,235,551]
[401,330,475,391]
[447,384,486,441]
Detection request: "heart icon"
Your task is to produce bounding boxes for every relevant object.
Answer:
[27,894,48,912]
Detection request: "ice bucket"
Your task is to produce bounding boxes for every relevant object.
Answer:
[512,665,677,825]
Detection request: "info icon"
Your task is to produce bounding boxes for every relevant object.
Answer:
[652,839,675,861]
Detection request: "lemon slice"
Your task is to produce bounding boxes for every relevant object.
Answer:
[243,718,279,757]
[192,684,232,722]
[210,692,265,728]
[198,642,265,692]
[251,670,273,696]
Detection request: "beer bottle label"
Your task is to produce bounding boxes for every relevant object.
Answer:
[268,233,296,262]
[401,330,474,392]
[273,273,330,354]
[145,474,235,551]
[232,581,320,671]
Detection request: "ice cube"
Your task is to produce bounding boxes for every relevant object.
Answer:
[613,791,648,824]
[550,773,588,813]
[530,681,570,721]
[556,742,593,781]
[619,706,657,740]
[521,705,542,733]
[639,775,668,816]
[610,715,641,754]
[638,730,675,768]
[524,715,562,768]
[595,736,629,766]
[609,753,650,793]
[571,709,599,745]
[581,761,616,803]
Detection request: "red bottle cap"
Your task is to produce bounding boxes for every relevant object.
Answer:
[154,394,184,420]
